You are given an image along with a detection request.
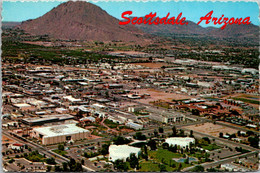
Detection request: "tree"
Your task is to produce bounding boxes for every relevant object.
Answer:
[219,132,223,138]
[154,129,158,137]
[58,144,64,151]
[184,157,189,164]
[172,126,177,137]
[134,132,147,140]
[148,139,157,150]
[158,127,164,133]
[100,144,110,155]
[191,165,205,172]
[159,164,167,172]
[177,163,182,171]
[113,136,131,145]
[128,153,139,169]
[189,130,194,137]
[114,159,128,171]
[46,166,52,172]
[46,157,56,165]
[81,159,85,165]
[192,109,200,115]
[162,142,169,149]
[248,136,259,148]
[62,162,68,171]
[54,165,62,172]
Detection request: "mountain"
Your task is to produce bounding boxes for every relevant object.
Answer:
[18,1,147,42]
[2,22,21,29]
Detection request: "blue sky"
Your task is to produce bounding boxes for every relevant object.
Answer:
[2,0,259,27]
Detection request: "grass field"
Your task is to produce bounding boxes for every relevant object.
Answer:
[232,97,259,105]
[53,149,68,156]
[200,144,221,151]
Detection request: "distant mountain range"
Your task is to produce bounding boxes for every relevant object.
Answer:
[3,1,259,43]
[131,17,259,40]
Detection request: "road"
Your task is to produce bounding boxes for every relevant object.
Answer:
[183,151,258,171]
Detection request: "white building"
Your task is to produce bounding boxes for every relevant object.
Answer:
[165,137,195,148]
[126,122,143,130]
[109,145,141,162]
[33,124,90,145]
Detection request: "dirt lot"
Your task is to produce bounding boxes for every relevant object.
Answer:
[133,88,193,104]
[131,63,168,69]
[185,122,237,137]
[2,135,15,145]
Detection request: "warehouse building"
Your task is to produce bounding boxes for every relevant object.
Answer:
[32,124,90,145]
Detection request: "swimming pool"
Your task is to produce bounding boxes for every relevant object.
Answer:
[176,157,197,163]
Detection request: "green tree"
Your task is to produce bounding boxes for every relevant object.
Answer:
[148,139,157,150]
[191,165,205,172]
[128,153,139,169]
[58,144,64,151]
[114,159,128,171]
[159,127,164,133]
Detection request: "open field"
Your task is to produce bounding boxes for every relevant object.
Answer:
[133,88,193,104]
[185,122,238,137]
[131,63,168,69]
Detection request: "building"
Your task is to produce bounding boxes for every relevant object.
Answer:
[8,143,24,150]
[165,137,195,148]
[128,106,146,113]
[126,122,143,130]
[32,124,90,145]
[22,114,74,126]
[108,145,141,162]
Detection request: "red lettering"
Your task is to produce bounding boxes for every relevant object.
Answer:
[137,18,143,24]
[217,15,224,25]
[167,17,175,24]
[131,17,138,25]
[197,10,213,25]
[160,13,170,24]
[175,13,183,25]
[180,17,186,25]
[234,18,242,25]
[119,11,132,25]
[242,17,251,24]
[228,17,235,25]
[212,17,218,25]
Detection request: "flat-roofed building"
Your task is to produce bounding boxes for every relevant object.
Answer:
[22,114,74,126]
[33,124,90,145]
[109,145,141,162]
[165,137,195,148]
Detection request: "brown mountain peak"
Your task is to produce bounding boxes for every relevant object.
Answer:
[19,1,145,42]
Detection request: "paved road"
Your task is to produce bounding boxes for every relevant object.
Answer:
[183,151,258,171]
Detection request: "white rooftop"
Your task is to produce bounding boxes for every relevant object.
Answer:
[109,145,141,162]
[165,137,195,148]
[33,124,89,137]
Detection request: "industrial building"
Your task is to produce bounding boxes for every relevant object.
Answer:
[32,124,90,145]
[22,114,74,126]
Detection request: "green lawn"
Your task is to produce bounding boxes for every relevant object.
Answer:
[148,148,183,165]
[53,149,68,156]
[201,144,221,151]
[232,97,259,105]
[139,161,175,172]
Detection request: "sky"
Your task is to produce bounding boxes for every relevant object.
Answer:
[2,0,260,27]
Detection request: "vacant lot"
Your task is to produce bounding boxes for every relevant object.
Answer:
[132,62,168,69]
[133,88,193,104]
[185,122,237,137]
